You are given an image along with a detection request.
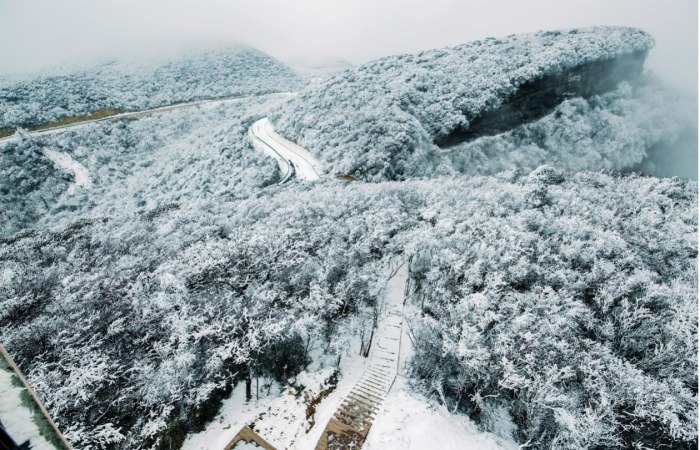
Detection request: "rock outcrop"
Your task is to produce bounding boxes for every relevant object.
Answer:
[439,49,648,146]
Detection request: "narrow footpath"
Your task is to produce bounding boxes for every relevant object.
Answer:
[313,262,408,450]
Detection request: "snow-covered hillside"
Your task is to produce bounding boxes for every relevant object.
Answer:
[0,93,291,236]
[0,26,696,450]
[0,44,304,129]
[271,26,673,180]
[1,165,696,449]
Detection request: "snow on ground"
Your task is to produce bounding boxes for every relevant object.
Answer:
[184,259,515,450]
[242,367,338,450]
[364,377,517,450]
[183,377,280,450]
[0,364,58,450]
[249,121,293,184]
[230,441,262,449]
[42,148,91,193]
[290,340,372,449]
[182,339,369,450]
[250,118,322,181]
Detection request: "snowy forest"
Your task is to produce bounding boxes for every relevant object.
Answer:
[0,24,697,450]
[0,45,303,130]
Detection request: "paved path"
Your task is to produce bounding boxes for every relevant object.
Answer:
[314,263,407,450]
[249,118,321,183]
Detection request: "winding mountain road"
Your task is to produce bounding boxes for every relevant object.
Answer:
[0,93,322,186]
[0,93,295,144]
[249,118,321,183]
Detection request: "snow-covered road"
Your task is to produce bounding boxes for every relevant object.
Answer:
[249,118,321,182]
[0,93,296,144]
[40,148,92,195]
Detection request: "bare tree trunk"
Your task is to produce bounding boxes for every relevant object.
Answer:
[363,328,374,357]
[245,370,252,402]
[359,326,366,355]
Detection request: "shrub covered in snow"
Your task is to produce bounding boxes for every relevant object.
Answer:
[0,132,72,236]
[444,80,695,177]
[271,26,663,180]
[0,45,303,129]
[404,170,698,449]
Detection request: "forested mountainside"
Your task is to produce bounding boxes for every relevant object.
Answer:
[1,163,696,449]
[0,45,303,129]
[444,80,694,176]
[269,26,695,181]
[0,27,697,450]
[0,94,285,237]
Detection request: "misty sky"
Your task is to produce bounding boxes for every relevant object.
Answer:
[0,0,697,94]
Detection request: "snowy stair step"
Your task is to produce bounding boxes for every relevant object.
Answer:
[368,371,396,381]
[347,392,381,410]
[360,377,391,390]
[361,373,392,387]
[355,382,388,397]
[336,409,372,428]
[342,400,377,418]
[351,387,385,403]
[353,387,386,402]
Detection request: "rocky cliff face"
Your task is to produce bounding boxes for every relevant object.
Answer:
[439,50,649,146]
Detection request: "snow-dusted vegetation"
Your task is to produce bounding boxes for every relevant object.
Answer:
[1,165,696,449]
[0,133,73,236]
[0,94,287,236]
[0,45,303,129]
[0,25,696,450]
[403,168,698,449]
[444,80,695,176]
[269,27,688,180]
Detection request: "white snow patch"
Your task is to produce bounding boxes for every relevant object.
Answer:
[364,377,517,450]
[182,379,278,450]
[230,441,262,449]
[0,367,58,450]
[42,148,91,192]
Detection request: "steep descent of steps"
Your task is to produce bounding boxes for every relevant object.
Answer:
[314,261,408,450]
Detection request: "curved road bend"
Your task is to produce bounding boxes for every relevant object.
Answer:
[249,118,321,182]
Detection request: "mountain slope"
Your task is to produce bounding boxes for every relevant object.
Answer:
[271,26,658,180]
[0,94,290,237]
[1,169,696,450]
[0,44,304,130]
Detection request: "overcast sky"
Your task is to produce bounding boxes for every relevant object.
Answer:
[0,0,697,93]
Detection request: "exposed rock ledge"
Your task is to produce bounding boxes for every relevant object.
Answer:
[438,50,648,146]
